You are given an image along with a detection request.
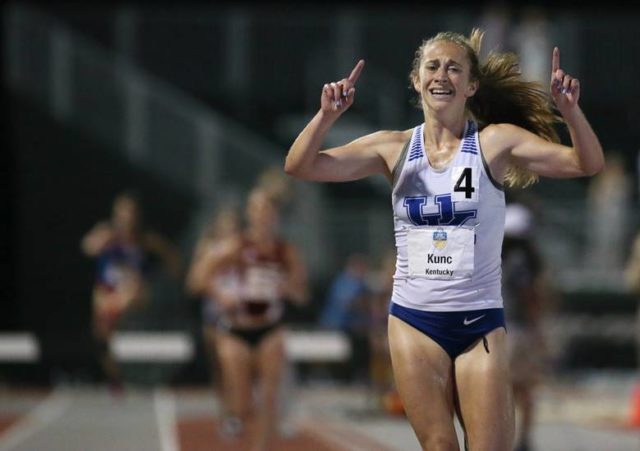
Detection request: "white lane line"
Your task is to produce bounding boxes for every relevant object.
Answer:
[0,389,72,451]
[153,388,178,451]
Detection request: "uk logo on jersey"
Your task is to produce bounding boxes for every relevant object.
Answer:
[404,194,477,226]
[432,228,448,249]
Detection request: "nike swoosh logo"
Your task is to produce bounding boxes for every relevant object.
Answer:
[463,314,486,326]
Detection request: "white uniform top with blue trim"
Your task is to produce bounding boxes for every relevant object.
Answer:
[391,120,505,312]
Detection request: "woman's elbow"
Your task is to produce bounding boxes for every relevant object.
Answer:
[582,159,606,177]
[284,158,305,178]
[283,160,297,177]
[284,160,314,181]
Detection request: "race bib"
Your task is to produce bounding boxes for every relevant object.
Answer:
[242,265,282,303]
[407,226,474,279]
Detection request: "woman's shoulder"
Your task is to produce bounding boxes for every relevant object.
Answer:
[357,128,417,178]
[199,234,243,264]
[362,129,416,165]
[479,122,529,154]
[479,122,523,138]
[217,233,244,250]
[480,122,522,136]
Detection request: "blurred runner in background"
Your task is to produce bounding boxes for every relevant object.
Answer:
[186,206,242,410]
[188,187,308,451]
[502,201,553,451]
[81,191,181,393]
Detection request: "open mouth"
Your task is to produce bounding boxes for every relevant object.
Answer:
[429,88,453,98]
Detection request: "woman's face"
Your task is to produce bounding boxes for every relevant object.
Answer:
[414,40,477,112]
[112,196,140,231]
[246,191,278,231]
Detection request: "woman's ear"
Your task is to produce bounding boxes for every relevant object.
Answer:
[411,73,421,93]
[466,79,479,98]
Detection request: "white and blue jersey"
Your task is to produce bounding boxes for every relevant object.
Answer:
[390,120,505,312]
[95,241,147,291]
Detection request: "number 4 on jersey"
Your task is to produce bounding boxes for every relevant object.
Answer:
[451,167,478,202]
[454,167,475,199]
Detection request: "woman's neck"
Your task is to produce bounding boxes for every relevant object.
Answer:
[422,112,468,170]
[246,226,276,244]
[423,110,467,142]
[113,225,138,243]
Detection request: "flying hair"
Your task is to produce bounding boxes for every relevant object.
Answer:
[409,28,564,188]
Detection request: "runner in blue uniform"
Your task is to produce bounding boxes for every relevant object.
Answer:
[285,28,603,451]
[81,192,181,391]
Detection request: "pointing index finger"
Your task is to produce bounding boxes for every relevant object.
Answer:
[551,47,560,74]
[348,59,365,84]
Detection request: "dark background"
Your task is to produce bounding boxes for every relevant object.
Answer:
[3,0,640,385]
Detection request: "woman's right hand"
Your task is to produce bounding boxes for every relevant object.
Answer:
[320,59,365,116]
[81,223,113,256]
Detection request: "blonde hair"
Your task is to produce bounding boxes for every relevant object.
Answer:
[409,28,563,188]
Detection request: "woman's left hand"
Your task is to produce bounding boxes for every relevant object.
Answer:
[550,47,580,114]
